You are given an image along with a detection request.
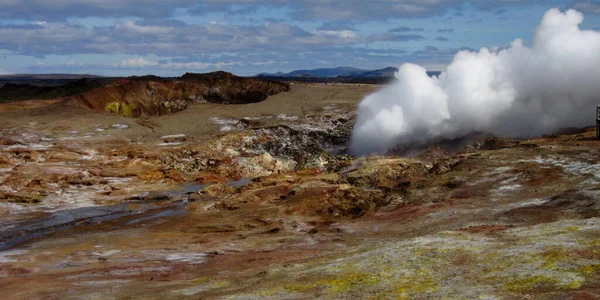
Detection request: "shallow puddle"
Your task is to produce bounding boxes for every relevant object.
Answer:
[227,177,252,188]
[0,199,186,250]
[0,178,254,251]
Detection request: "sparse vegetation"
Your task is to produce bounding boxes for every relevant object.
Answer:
[105,101,137,117]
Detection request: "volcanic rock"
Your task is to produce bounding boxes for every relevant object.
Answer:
[61,71,290,117]
[0,192,46,204]
[482,137,517,150]
[284,181,389,218]
[345,157,429,188]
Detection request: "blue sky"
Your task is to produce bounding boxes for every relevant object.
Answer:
[0,0,599,76]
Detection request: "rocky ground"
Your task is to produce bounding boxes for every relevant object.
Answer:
[0,83,599,299]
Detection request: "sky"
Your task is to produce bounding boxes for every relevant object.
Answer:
[0,0,599,76]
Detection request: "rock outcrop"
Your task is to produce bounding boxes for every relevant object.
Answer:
[62,71,290,117]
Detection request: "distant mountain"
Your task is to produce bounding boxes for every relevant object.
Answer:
[258,67,368,78]
[257,67,442,79]
[0,74,109,90]
[356,67,398,78]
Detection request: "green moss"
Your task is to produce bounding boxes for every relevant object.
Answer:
[105,102,121,115]
[282,283,317,293]
[504,275,583,292]
[504,275,559,292]
[321,272,381,294]
[274,268,390,297]
[214,280,231,288]
[121,103,136,117]
[105,102,137,117]
[579,264,600,276]
[541,249,569,269]
[186,277,211,285]
[393,269,440,296]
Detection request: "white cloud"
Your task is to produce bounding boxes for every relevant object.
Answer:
[0,0,472,21]
[121,60,244,70]
[161,61,211,69]
[32,58,246,71]
[249,60,276,66]
[315,30,360,40]
[115,58,159,68]
[0,20,420,57]
[200,0,467,20]
[114,20,172,35]
[66,60,84,66]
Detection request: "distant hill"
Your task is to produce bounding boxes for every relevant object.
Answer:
[0,71,290,109]
[258,67,368,78]
[0,74,109,91]
[256,67,442,79]
[61,71,289,117]
[356,67,398,78]
[0,78,109,103]
[0,74,104,80]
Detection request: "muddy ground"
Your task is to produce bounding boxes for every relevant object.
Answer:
[0,83,599,299]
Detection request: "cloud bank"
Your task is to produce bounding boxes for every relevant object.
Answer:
[350,8,600,155]
[0,0,571,75]
[0,0,468,21]
[0,21,425,57]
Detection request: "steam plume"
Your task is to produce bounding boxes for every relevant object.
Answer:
[350,9,600,155]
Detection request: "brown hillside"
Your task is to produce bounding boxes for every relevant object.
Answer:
[61,71,290,117]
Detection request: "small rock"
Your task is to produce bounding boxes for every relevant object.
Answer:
[160,134,187,144]
[1,192,46,204]
[198,184,236,197]
[481,137,515,150]
[264,227,280,234]
[111,124,129,130]
[444,177,466,189]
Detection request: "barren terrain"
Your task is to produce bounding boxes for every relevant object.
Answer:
[0,83,599,299]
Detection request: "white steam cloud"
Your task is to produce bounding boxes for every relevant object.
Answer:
[350,9,600,155]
